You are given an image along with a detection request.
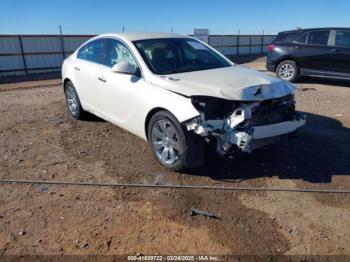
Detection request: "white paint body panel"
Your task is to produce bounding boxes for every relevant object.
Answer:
[62,32,299,142]
[154,65,295,101]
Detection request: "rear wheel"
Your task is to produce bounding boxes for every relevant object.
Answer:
[276,60,298,82]
[148,111,204,171]
[64,81,86,119]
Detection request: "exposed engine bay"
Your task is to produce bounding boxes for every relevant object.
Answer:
[184,94,306,155]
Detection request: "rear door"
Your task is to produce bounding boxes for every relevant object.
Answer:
[326,29,350,78]
[297,30,333,74]
[74,39,107,111]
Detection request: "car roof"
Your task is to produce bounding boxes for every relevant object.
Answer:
[279,27,350,34]
[98,32,189,41]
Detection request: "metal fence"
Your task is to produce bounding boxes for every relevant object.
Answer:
[0,34,275,77]
[0,34,94,77]
[208,34,276,56]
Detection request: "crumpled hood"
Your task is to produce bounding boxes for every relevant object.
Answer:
[151,65,295,101]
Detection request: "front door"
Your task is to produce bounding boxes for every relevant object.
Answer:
[97,38,143,128]
[327,29,350,78]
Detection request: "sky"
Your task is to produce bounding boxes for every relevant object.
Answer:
[1,0,349,35]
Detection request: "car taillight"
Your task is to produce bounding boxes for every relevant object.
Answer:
[267,44,276,52]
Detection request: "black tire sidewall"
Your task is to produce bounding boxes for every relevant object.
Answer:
[276,60,298,82]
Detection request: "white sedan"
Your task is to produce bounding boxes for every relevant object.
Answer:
[62,32,305,171]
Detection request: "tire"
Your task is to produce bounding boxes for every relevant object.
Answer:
[64,81,86,119]
[276,60,298,82]
[147,110,204,171]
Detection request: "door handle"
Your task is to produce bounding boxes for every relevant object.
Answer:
[98,76,107,83]
[331,48,338,53]
[295,46,301,49]
[74,66,80,71]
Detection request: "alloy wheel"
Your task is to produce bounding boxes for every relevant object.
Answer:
[151,119,180,165]
[278,63,295,81]
[65,84,79,116]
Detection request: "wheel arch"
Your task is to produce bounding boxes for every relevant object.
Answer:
[63,78,72,90]
[144,107,170,141]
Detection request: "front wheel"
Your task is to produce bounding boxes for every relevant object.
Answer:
[276,60,298,82]
[148,111,204,171]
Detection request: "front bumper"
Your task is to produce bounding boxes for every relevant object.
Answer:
[229,116,306,153]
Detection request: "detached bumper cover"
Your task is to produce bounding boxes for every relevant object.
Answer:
[252,119,305,139]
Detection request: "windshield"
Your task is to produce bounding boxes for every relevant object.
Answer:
[133,38,232,75]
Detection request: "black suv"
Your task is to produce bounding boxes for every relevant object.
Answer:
[266,28,350,82]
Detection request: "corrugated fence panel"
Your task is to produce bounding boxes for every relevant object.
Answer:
[21,37,62,53]
[220,47,237,55]
[0,37,21,54]
[0,55,24,70]
[27,68,60,74]
[0,70,25,77]
[238,46,250,55]
[25,54,63,68]
[251,46,261,54]
[251,36,262,45]
[208,35,223,47]
[63,36,93,52]
[223,35,237,46]
[263,35,275,44]
[239,36,251,46]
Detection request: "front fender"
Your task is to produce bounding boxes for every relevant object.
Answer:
[150,92,199,123]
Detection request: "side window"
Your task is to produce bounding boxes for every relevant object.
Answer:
[183,48,196,60]
[105,39,137,67]
[307,30,330,46]
[273,32,299,43]
[335,30,350,47]
[77,39,104,63]
[294,32,307,44]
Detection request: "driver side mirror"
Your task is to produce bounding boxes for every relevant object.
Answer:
[111,62,141,77]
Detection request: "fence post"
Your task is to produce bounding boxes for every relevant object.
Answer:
[249,35,252,56]
[222,35,225,55]
[236,30,240,56]
[59,35,65,60]
[59,25,65,60]
[18,35,28,75]
[260,31,264,54]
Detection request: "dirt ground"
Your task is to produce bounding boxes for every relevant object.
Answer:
[0,57,349,256]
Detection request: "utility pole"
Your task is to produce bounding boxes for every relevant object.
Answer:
[122,26,125,32]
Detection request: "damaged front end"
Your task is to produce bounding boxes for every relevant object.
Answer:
[184,94,306,155]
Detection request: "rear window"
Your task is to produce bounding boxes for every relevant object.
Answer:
[307,30,330,46]
[273,32,300,43]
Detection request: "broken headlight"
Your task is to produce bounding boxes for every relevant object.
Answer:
[182,115,202,127]
[191,96,238,120]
